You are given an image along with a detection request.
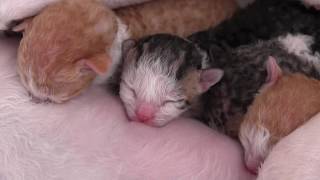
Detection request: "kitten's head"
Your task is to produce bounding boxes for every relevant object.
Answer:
[18,48,106,103]
[239,121,270,175]
[239,56,283,174]
[17,0,117,103]
[120,34,223,127]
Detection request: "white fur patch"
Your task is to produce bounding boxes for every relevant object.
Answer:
[239,121,271,167]
[94,18,130,84]
[120,53,187,127]
[278,33,320,69]
[278,33,314,57]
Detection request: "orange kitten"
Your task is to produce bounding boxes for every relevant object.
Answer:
[18,0,118,102]
[239,57,320,173]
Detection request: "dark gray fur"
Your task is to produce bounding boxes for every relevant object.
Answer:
[185,0,320,136]
[195,37,320,136]
[111,34,208,94]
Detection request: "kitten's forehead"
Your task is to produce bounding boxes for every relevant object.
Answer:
[134,34,208,79]
[132,61,179,102]
[122,34,208,102]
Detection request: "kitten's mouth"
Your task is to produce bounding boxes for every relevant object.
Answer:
[28,93,52,104]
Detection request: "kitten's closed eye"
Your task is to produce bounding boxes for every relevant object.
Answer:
[121,80,137,98]
[162,99,188,109]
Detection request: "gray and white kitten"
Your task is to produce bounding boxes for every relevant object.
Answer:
[119,33,320,132]
[119,34,223,127]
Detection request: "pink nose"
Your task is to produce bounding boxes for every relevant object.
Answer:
[135,103,157,123]
[245,155,263,175]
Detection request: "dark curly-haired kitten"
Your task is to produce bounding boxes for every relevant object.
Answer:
[187,0,320,136]
[197,33,320,137]
[189,0,320,60]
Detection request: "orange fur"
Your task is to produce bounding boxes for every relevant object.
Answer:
[18,0,237,103]
[18,0,117,102]
[116,0,237,38]
[242,73,320,146]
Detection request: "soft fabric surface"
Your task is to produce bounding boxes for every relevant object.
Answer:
[0,35,254,180]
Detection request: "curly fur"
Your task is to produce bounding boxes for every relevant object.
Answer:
[194,33,320,136]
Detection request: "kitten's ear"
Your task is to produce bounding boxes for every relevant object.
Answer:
[265,56,282,85]
[199,68,224,93]
[12,18,33,32]
[78,53,111,75]
[122,39,137,55]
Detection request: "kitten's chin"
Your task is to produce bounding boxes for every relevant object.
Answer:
[144,117,174,127]
[45,93,77,104]
[129,115,171,127]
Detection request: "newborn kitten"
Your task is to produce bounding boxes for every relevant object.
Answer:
[239,58,320,174]
[17,0,119,103]
[120,34,223,127]
[17,0,237,103]
[120,33,320,129]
